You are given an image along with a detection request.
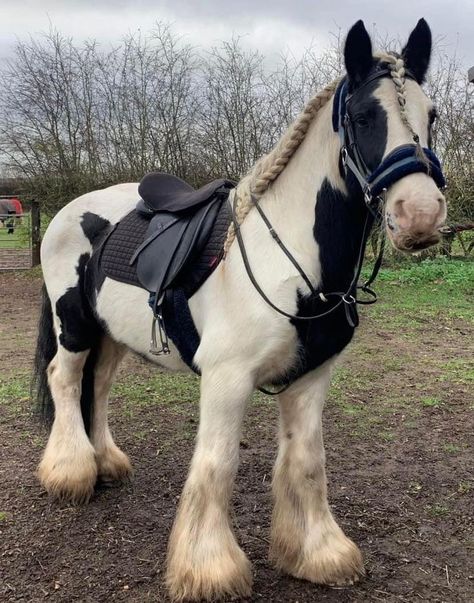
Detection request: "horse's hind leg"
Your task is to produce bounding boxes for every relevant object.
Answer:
[270,362,364,585]
[38,345,97,504]
[90,336,132,483]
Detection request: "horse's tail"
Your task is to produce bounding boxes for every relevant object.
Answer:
[33,284,57,426]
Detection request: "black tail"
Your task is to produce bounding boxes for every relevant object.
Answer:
[32,284,98,435]
[33,284,57,426]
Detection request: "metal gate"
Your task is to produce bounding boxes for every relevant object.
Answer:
[0,199,41,270]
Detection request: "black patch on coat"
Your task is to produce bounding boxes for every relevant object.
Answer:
[288,179,368,377]
[345,78,388,176]
[80,212,111,246]
[80,212,116,297]
[56,253,101,352]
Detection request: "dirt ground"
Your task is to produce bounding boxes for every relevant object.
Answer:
[0,271,473,603]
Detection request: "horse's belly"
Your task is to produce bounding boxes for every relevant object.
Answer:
[95,277,190,372]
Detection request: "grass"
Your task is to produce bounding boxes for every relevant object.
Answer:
[0,258,472,450]
[438,359,474,385]
[0,221,31,249]
[421,396,444,408]
[0,372,31,417]
[113,371,200,408]
[426,503,450,517]
[442,443,462,454]
[362,257,474,327]
[458,481,472,495]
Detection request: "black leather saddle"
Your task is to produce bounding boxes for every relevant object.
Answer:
[137,172,234,216]
[131,172,235,303]
[96,171,234,356]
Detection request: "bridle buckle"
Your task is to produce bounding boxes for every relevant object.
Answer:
[363,185,373,206]
[341,146,348,168]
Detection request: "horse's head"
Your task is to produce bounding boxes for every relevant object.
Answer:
[340,19,446,252]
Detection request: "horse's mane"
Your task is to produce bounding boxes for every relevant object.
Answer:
[224,52,425,253]
[223,78,340,254]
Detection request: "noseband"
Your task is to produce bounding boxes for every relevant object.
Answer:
[332,68,446,213]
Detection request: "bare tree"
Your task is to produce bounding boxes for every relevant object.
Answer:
[0,21,471,231]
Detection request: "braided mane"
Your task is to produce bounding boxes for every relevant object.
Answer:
[223,78,340,254]
[224,52,426,253]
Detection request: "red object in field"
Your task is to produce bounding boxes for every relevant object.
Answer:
[11,197,23,214]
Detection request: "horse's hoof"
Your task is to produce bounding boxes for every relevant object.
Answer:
[96,444,133,484]
[38,443,97,505]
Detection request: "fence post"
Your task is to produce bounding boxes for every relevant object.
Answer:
[31,200,41,267]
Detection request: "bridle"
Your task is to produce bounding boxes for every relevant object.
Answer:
[231,66,446,395]
[333,67,445,211]
[231,67,446,325]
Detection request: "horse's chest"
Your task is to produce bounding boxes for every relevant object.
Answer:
[291,300,355,378]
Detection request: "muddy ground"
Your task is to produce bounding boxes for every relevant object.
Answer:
[0,271,473,602]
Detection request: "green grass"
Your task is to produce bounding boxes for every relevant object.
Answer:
[458,481,472,495]
[362,257,474,326]
[438,359,474,385]
[0,221,31,249]
[421,396,444,408]
[442,443,462,454]
[371,257,474,290]
[1,259,472,454]
[113,371,200,407]
[426,503,450,517]
[0,372,31,416]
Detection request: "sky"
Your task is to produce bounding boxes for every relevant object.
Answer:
[0,0,472,69]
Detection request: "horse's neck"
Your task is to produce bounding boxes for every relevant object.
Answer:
[257,100,346,283]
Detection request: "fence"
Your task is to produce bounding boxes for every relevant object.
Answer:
[0,200,41,270]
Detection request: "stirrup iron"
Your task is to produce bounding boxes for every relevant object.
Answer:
[150,312,171,355]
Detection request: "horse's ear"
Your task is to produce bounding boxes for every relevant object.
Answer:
[402,18,432,83]
[344,20,373,86]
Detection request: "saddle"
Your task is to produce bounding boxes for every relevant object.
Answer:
[98,171,235,356]
[132,172,234,298]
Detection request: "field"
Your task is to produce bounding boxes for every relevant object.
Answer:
[0,260,473,602]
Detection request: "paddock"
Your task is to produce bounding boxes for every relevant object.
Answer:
[0,263,472,602]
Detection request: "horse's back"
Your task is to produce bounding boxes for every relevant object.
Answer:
[41,183,139,299]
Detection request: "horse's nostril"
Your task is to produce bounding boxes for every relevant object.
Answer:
[393,199,406,216]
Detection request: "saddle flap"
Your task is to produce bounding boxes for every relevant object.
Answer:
[160,198,223,293]
[136,219,188,293]
[135,198,223,298]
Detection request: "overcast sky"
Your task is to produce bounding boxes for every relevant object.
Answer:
[0,0,472,68]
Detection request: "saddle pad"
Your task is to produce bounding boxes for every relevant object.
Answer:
[98,199,232,294]
[100,210,148,287]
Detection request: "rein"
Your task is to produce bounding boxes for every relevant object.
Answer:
[231,194,383,327]
[232,197,384,396]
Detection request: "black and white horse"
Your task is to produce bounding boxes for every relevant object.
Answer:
[34,20,446,602]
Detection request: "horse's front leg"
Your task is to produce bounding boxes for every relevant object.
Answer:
[166,363,253,602]
[270,362,364,585]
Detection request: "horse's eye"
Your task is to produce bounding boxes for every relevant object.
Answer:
[429,109,437,126]
[354,116,369,128]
